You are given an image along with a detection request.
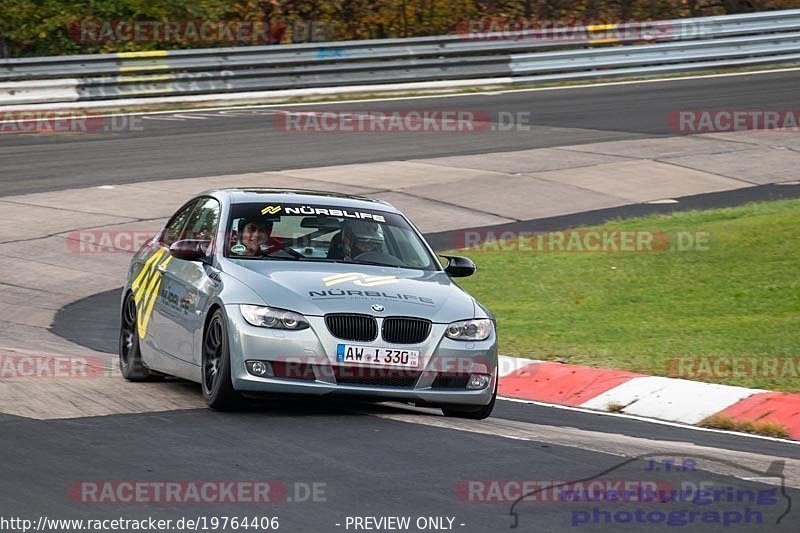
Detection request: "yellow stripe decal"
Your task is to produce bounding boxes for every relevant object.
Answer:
[131,249,164,297]
[131,249,171,339]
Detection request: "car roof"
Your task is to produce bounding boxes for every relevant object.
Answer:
[203,188,400,213]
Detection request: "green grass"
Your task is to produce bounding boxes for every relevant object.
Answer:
[700,414,790,439]
[454,199,800,392]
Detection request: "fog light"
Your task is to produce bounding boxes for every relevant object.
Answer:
[466,373,491,390]
[246,360,273,377]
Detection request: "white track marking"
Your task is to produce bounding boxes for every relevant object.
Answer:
[497,397,800,445]
[370,406,800,488]
[579,376,763,424]
[141,116,187,121]
[498,355,540,376]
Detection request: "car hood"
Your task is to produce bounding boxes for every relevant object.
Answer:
[221,259,477,323]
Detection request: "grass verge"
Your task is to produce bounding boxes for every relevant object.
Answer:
[454,199,800,392]
[700,414,789,439]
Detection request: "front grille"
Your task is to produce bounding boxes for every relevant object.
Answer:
[325,314,378,342]
[432,373,470,389]
[333,366,420,388]
[382,317,432,344]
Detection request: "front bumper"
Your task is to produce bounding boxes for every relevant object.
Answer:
[224,305,498,406]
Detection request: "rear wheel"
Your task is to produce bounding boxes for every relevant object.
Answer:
[119,292,156,381]
[442,375,497,420]
[202,310,244,410]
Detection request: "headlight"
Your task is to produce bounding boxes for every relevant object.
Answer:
[240,305,309,330]
[445,319,492,341]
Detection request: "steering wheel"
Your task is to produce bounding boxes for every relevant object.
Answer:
[354,251,403,266]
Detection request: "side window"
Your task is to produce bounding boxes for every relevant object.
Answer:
[162,200,199,247]
[183,197,221,253]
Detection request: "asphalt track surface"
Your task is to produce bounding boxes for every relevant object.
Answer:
[3,71,800,532]
[2,401,799,532]
[1,70,799,196]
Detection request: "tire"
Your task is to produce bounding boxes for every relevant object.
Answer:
[119,292,157,381]
[442,375,497,420]
[202,309,244,410]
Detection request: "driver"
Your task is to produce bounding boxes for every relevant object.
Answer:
[341,220,385,260]
[238,221,271,255]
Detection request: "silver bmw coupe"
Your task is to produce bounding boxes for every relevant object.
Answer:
[120,189,498,418]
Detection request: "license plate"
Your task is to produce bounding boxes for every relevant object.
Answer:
[336,344,419,368]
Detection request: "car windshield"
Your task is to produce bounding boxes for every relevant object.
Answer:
[224,202,438,270]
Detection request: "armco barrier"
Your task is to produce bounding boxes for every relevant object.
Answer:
[1,10,799,107]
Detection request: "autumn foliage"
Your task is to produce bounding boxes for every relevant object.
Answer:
[0,0,798,57]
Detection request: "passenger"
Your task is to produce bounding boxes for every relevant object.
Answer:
[237,221,271,255]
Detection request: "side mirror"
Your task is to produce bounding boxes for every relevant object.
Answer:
[169,239,210,262]
[440,254,476,278]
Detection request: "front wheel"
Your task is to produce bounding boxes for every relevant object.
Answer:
[119,292,157,381]
[442,376,497,420]
[202,310,244,410]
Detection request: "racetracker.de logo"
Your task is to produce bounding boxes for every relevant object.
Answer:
[68,19,287,44]
[451,229,711,253]
[66,230,159,253]
[273,110,491,133]
[69,481,290,504]
[0,112,143,134]
[457,480,673,503]
[668,356,800,379]
[455,18,669,42]
[0,354,106,379]
[249,355,493,377]
[668,110,800,133]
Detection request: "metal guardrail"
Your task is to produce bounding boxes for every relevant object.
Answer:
[1,9,799,107]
